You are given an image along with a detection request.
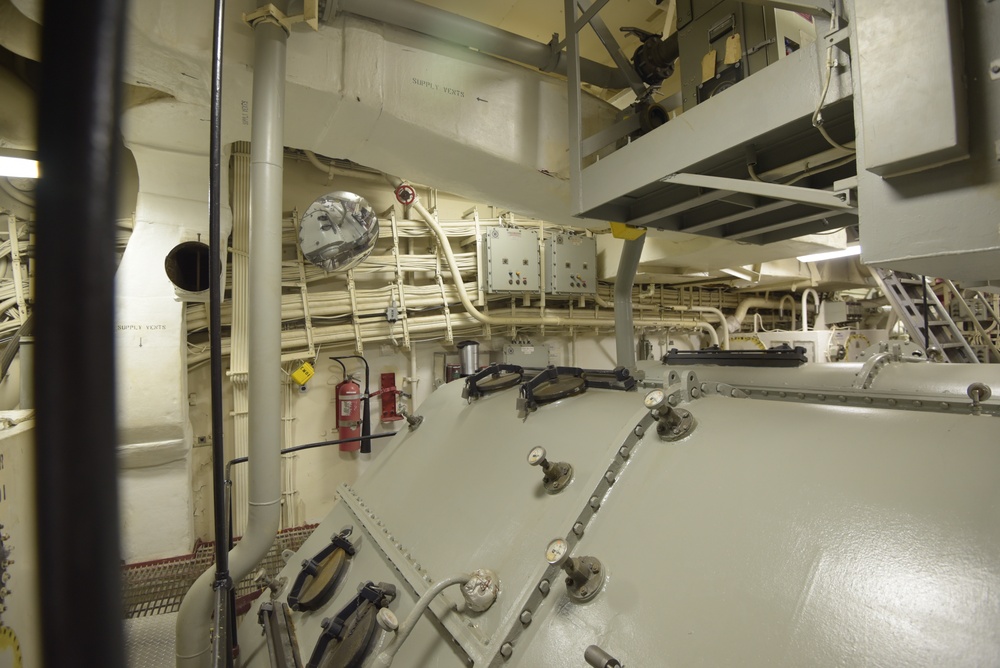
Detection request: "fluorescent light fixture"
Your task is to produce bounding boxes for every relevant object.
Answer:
[796,245,861,263]
[0,156,39,179]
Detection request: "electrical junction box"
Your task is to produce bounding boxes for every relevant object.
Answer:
[818,301,848,326]
[483,228,540,294]
[546,234,596,295]
[501,341,550,368]
[855,0,968,177]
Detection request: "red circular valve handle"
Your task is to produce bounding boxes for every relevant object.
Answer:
[394,184,416,205]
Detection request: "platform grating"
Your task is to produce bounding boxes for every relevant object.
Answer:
[122,524,317,619]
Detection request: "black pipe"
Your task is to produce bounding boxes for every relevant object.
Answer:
[331,355,373,453]
[35,0,127,666]
[225,432,397,480]
[208,0,233,663]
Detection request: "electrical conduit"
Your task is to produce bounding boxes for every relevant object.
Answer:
[176,16,287,668]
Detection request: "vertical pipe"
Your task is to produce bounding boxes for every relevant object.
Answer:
[207,0,232,663]
[35,0,127,666]
[564,0,584,214]
[614,234,646,370]
[177,18,287,667]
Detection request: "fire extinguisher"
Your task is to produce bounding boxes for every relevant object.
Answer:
[336,376,363,452]
[331,355,372,453]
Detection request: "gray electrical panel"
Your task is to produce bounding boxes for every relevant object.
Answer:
[500,340,550,368]
[483,228,540,294]
[546,233,596,295]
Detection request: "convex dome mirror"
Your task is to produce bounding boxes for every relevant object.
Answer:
[299,191,379,272]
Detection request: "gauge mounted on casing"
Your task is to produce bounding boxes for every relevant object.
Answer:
[643,389,665,409]
[543,537,605,603]
[527,447,573,494]
[545,538,569,565]
[527,446,547,466]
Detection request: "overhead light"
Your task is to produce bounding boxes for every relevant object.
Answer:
[0,156,38,179]
[796,245,861,263]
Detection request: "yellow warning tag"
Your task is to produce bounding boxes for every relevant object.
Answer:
[724,33,742,64]
[291,362,315,386]
[701,49,717,83]
[610,222,646,241]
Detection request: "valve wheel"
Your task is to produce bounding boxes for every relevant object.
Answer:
[394,184,416,205]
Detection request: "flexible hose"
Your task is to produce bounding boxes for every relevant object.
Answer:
[370,574,471,668]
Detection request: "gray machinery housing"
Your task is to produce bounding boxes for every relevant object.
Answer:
[240,356,1000,667]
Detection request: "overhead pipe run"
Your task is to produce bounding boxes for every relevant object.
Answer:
[381,175,715,340]
[327,0,631,90]
[176,11,288,668]
[186,309,720,367]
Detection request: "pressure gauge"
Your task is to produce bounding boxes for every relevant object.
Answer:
[527,446,547,466]
[545,538,569,565]
[644,389,665,409]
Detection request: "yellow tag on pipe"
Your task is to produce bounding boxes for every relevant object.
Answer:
[701,49,717,83]
[610,222,646,240]
[724,33,742,64]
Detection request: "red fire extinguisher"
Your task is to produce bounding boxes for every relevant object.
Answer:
[336,376,363,451]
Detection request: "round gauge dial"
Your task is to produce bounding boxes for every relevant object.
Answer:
[545,538,569,565]
[644,389,665,409]
[527,446,547,466]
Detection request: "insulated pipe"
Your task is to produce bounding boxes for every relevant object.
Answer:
[331,0,630,90]
[802,288,820,332]
[672,305,729,350]
[34,0,127,665]
[614,234,645,370]
[0,179,34,206]
[176,18,287,668]
[303,149,334,180]
[779,295,796,331]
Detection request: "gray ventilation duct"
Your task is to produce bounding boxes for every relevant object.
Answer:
[326,0,632,90]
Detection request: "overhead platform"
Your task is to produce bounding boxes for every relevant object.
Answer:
[567,16,859,244]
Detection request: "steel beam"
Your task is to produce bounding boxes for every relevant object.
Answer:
[663,172,857,211]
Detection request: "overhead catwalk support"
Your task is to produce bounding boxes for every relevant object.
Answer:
[177,6,289,666]
[34,0,128,667]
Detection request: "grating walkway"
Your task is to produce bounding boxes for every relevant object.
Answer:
[125,611,178,668]
[121,525,317,667]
